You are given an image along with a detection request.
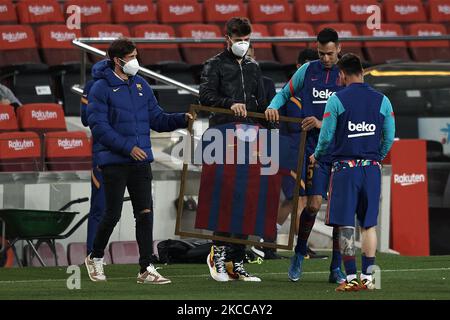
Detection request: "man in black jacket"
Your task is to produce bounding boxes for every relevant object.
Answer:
[199,17,267,282]
[199,17,267,127]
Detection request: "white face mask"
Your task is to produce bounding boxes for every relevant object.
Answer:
[120,58,140,76]
[231,40,250,58]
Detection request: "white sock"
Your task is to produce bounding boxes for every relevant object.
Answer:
[346,274,357,282]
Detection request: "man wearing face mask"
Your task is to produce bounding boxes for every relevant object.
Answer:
[199,17,267,282]
[84,38,193,284]
[199,17,267,127]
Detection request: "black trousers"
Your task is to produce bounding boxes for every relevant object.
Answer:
[91,163,153,269]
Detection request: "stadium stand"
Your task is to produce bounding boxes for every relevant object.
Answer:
[362,23,410,64]
[16,103,67,135]
[407,23,450,61]
[0,24,41,67]
[0,131,41,171]
[16,0,65,25]
[428,0,450,25]
[340,0,381,28]
[38,24,86,115]
[0,0,17,24]
[38,24,81,66]
[67,242,112,265]
[111,0,157,25]
[383,0,427,24]
[64,0,111,25]
[0,105,19,132]
[294,0,339,25]
[272,22,315,65]
[131,23,182,66]
[177,23,223,65]
[248,0,293,24]
[44,131,91,171]
[109,241,140,264]
[157,0,203,26]
[251,23,276,62]
[203,0,247,25]
[0,24,55,104]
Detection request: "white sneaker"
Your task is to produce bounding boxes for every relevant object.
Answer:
[137,265,171,284]
[85,254,106,282]
[227,261,261,282]
[360,275,376,290]
[206,245,229,282]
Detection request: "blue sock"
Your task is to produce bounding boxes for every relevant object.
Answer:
[294,207,317,256]
[330,227,342,270]
[362,255,375,275]
[343,255,357,277]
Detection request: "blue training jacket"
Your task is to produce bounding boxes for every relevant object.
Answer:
[86,60,187,167]
[315,83,395,162]
[269,60,343,162]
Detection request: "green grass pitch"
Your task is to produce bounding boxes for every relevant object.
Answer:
[0,252,449,300]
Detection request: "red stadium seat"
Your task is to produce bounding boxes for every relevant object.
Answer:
[0,131,41,171]
[0,105,18,132]
[251,24,276,62]
[24,242,68,267]
[16,103,66,135]
[16,0,64,25]
[157,0,203,25]
[84,24,130,62]
[64,0,111,25]
[109,241,139,264]
[271,22,315,64]
[248,0,293,24]
[384,0,427,24]
[0,0,17,24]
[38,24,81,66]
[0,24,41,67]
[67,242,112,265]
[407,23,450,61]
[316,23,365,61]
[131,24,182,65]
[112,0,156,24]
[340,0,381,24]
[362,23,410,64]
[177,24,223,65]
[44,131,91,171]
[428,0,450,23]
[294,0,339,24]
[203,0,246,24]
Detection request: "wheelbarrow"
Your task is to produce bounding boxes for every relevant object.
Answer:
[0,198,89,267]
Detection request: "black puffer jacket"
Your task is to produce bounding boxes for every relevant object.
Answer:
[199,49,267,126]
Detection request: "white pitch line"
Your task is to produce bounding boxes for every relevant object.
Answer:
[0,267,449,285]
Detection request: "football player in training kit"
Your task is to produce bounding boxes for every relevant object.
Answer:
[265,28,345,283]
[311,53,395,291]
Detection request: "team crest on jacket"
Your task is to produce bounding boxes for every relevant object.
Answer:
[136,83,142,91]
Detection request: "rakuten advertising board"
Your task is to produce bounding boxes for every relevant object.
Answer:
[388,139,429,256]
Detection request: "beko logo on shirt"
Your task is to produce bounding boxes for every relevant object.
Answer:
[312,88,334,104]
[347,121,376,138]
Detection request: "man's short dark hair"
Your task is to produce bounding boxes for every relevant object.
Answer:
[107,38,136,61]
[225,17,252,37]
[317,28,339,45]
[297,48,319,65]
[337,53,363,76]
